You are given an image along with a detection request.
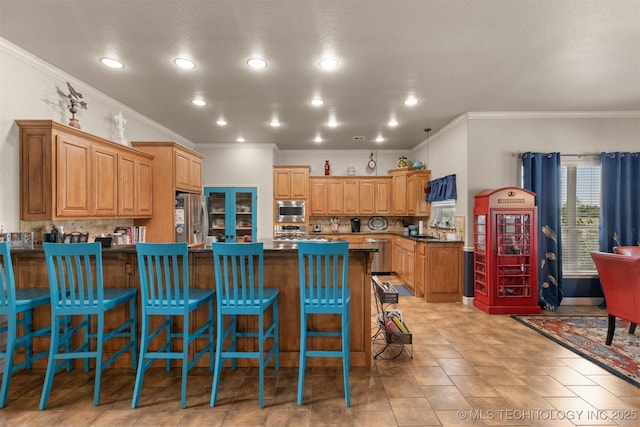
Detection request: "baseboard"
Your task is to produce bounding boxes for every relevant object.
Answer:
[462,296,603,307]
[561,297,604,306]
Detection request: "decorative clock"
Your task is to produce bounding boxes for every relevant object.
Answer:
[367,152,377,169]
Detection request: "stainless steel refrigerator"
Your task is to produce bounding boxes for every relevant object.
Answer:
[175,193,209,246]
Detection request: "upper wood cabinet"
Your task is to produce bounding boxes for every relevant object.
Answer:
[175,149,203,193]
[273,166,309,199]
[118,151,153,217]
[407,170,431,216]
[359,177,391,215]
[310,177,360,216]
[389,168,430,216]
[390,169,409,215]
[343,179,359,215]
[131,141,204,242]
[17,120,154,220]
[310,178,328,215]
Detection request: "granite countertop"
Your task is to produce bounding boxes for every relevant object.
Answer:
[12,241,378,253]
[313,231,463,243]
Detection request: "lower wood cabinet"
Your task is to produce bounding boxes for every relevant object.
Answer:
[422,241,463,302]
[394,236,463,303]
[393,236,415,290]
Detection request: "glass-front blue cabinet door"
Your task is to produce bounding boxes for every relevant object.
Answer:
[204,187,257,242]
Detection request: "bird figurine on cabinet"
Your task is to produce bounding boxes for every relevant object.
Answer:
[64,81,88,128]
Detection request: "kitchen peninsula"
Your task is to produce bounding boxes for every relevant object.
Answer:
[9,242,377,369]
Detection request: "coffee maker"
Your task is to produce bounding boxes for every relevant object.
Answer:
[350,218,361,233]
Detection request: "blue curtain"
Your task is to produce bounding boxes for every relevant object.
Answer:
[599,152,640,250]
[522,152,563,310]
[426,174,457,202]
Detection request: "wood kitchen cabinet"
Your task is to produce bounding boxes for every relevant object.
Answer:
[389,168,430,216]
[311,177,379,216]
[359,177,391,215]
[343,179,359,215]
[17,120,154,220]
[422,241,463,302]
[309,178,328,215]
[132,141,203,195]
[273,166,309,199]
[119,151,153,217]
[393,236,415,291]
[131,141,204,242]
[309,177,345,215]
[175,149,203,193]
[390,169,409,215]
[407,170,431,216]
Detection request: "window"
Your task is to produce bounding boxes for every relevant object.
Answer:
[560,158,600,275]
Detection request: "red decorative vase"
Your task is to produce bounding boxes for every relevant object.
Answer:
[68,118,81,129]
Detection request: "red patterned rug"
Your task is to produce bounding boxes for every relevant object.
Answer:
[512,315,640,388]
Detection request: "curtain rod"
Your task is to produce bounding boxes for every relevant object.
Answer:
[517,153,601,158]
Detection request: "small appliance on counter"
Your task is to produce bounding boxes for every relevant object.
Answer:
[312,223,322,233]
[350,218,361,233]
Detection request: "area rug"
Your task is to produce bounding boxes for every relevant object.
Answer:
[512,315,640,388]
[395,285,414,297]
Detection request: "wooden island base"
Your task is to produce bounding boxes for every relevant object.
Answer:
[11,245,375,369]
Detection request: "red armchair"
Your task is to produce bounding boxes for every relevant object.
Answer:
[590,252,640,345]
[613,246,640,257]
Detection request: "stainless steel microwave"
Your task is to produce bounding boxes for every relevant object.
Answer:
[276,200,305,223]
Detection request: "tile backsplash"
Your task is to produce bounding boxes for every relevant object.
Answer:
[20,219,134,244]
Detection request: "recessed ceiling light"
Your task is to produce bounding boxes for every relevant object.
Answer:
[236,137,245,143]
[310,98,324,106]
[216,119,227,126]
[327,120,338,128]
[191,99,207,106]
[270,120,281,127]
[247,58,268,69]
[174,58,196,69]
[375,135,385,142]
[404,96,418,106]
[314,135,322,143]
[319,57,339,70]
[100,57,124,69]
[388,120,399,127]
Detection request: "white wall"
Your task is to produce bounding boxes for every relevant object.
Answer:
[196,143,276,240]
[0,38,194,231]
[275,149,411,176]
[422,112,640,245]
[412,117,469,236]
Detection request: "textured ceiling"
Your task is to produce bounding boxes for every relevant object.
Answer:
[1,0,638,150]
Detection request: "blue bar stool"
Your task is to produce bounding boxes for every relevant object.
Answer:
[297,241,351,407]
[39,242,138,409]
[133,242,215,409]
[211,242,279,408]
[0,242,52,408]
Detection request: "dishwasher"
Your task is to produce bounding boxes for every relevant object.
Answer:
[365,238,391,274]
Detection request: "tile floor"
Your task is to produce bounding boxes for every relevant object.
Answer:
[1,275,639,426]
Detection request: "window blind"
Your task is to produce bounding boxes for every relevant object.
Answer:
[560,161,600,275]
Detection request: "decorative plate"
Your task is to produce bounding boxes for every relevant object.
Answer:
[368,217,388,230]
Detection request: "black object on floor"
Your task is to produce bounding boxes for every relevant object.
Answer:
[395,285,414,297]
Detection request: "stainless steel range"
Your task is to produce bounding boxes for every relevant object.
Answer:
[273,224,328,248]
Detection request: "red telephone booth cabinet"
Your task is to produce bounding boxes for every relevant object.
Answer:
[473,187,540,314]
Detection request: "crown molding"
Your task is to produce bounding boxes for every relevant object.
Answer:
[0,37,195,147]
[467,111,640,119]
